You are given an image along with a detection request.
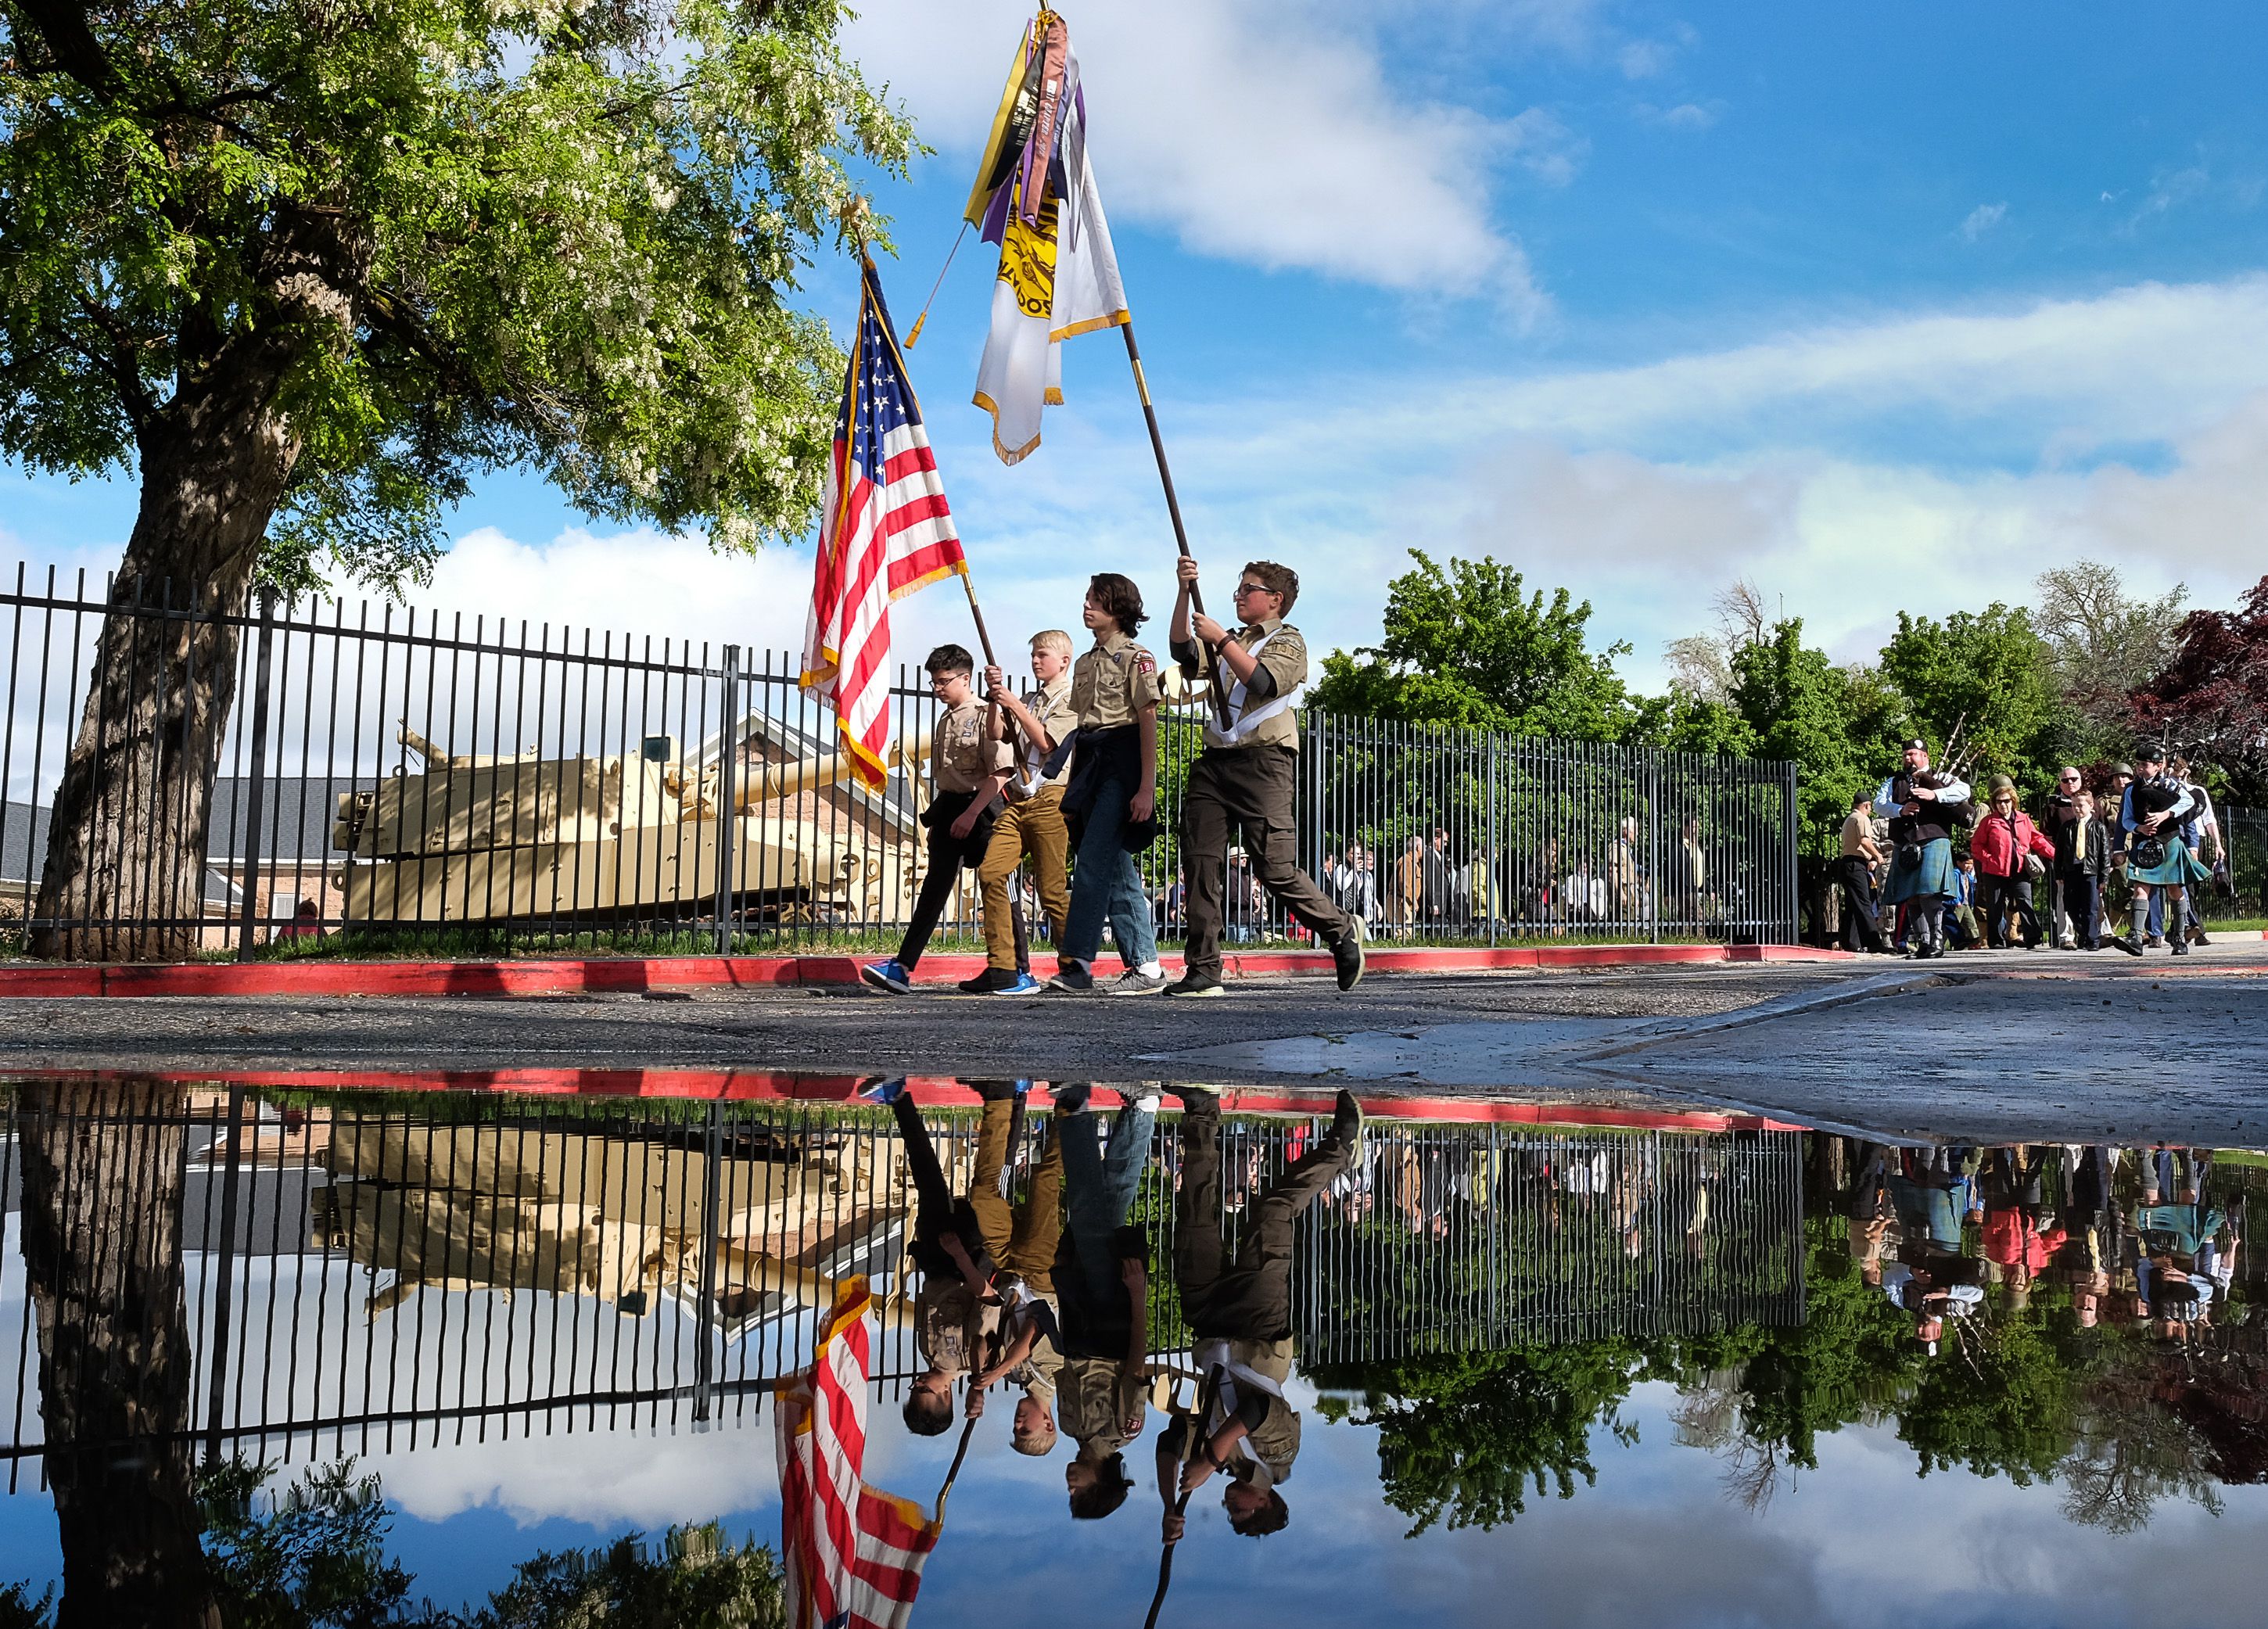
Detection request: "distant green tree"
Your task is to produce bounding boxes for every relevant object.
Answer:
[1898,1301,2085,1485]
[1878,605,2065,797]
[1726,622,1905,856]
[2033,561,2187,765]
[1312,552,1641,741]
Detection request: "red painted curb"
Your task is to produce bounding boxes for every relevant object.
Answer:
[2,1064,1807,1132]
[0,941,1856,999]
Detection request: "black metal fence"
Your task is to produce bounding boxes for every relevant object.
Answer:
[1,565,1800,957]
[2200,806,2267,922]
[0,1084,1807,1481]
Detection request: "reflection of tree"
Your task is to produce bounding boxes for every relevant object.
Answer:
[19,1081,221,1629]
[25,1456,784,1627]
[2058,1361,2223,1534]
[1312,1344,1645,1537]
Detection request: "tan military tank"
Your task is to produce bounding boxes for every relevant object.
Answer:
[330,719,930,928]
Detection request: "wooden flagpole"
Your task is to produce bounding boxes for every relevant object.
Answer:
[1121,322,1233,727]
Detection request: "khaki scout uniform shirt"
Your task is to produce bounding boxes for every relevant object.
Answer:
[1059,1354,1147,1454]
[1007,675,1078,799]
[1069,630,1158,729]
[917,1279,999,1376]
[1171,619,1307,752]
[1839,812,1878,859]
[931,696,1010,796]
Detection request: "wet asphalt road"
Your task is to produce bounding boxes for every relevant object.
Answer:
[2,945,2263,1142]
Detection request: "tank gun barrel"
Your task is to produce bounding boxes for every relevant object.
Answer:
[732,730,931,811]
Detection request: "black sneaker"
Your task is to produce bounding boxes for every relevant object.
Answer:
[958,966,1026,994]
[1167,970,1225,999]
[1047,962,1096,993]
[1331,1088,1365,1152]
[2113,935,2145,958]
[1332,928,1367,992]
[1169,1085,1220,1111]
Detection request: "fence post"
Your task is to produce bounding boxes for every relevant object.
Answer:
[202,1086,246,1462]
[234,591,278,963]
[1486,737,1499,947]
[1783,760,1800,945]
[715,645,739,956]
[1646,757,1660,945]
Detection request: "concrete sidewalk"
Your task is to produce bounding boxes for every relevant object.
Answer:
[2,940,2262,1143]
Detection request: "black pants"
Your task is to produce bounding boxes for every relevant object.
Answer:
[2059,871,2101,948]
[1181,746,1350,978]
[892,1092,978,1279]
[895,791,995,969]
[1835,856,1886,952]
[1175,1104,1354,1341]
[1976,872,2041,947]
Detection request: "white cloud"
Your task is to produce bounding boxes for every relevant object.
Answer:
[1637,101,1717,131]
[1961,202,2008,241]
[1505,108,1589,186]
[1617,38,1674,79]
[841,0,1547,311]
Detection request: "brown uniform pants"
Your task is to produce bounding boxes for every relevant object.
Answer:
[978,787,1071,971]
[969,1096,1064,1296]
[1181,745,1351,978]
[1175,1103,1354,1341]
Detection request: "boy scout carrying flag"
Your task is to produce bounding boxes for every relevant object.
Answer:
[963,630,1078,994]
[862,644,1014,994]
[1164,558,1365,998]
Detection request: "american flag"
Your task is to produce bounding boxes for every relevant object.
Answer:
[775,1279,942,1629]
[800,256,967,790]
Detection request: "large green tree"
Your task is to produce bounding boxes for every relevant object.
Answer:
[1727,621,1906,856]
[1312,551,1642,741]
[2,0,912,958]
[1878,605,2065,798]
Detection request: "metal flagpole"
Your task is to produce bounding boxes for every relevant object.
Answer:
[1121,321,1233,727]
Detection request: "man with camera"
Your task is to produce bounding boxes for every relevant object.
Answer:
[2047,772,2110,951]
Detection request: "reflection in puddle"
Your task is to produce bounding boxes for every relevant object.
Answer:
[0,1075,2263,1627]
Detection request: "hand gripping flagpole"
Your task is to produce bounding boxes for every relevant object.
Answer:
[1144,1367,1219,1629]
[1121,323,1234,728]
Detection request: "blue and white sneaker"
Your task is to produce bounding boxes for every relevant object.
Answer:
[1002,971,1045,995]
[858,1077,908,1105]
[859,959,913,995]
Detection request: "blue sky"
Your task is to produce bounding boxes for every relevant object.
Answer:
[9,0,2268,688]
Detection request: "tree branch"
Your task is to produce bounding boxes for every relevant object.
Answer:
[9,0,122,97]
[69,289,159,430]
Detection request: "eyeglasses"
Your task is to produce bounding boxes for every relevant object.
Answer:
[1232,582,1272,598]
[2058,775,2080,784]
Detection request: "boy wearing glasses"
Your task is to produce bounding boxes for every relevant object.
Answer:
[1162,558,1365,998]
[863,644,1012,994]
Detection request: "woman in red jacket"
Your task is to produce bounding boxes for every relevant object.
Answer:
[1971,776,2058,949]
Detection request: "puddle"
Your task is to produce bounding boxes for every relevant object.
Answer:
[0,1073,2261,1627]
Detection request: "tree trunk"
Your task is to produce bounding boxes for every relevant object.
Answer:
[20,1080,222,1629]
[31,359,302,962]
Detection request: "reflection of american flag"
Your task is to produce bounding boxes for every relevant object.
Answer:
[799,256,967,791]
[776,1279,941,1629]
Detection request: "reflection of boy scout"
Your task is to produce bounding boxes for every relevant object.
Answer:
[1163,558,1364,998]
[862,645,1012,993]
[1159,1085,1364,1537]
[964,630,1078,993]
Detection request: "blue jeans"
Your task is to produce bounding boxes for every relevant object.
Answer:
[1060,1102,1157,1297]
[1063,774,1157,968]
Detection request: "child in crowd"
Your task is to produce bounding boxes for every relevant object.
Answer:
[862,645,1011,995]
[1049,576,1168,996]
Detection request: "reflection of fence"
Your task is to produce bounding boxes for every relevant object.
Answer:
[1,565,1800,953]
[0,1089,1809,1484]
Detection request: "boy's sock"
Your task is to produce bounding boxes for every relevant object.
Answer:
[1138,959,1163,978]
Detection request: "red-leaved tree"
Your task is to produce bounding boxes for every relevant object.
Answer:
[2132,575,2268,803]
